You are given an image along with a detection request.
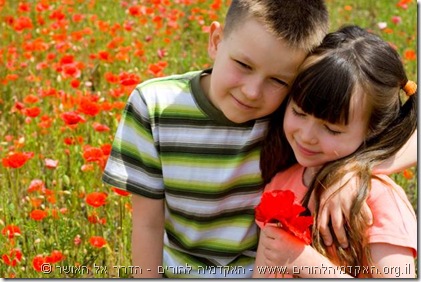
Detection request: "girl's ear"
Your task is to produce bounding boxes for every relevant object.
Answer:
[208,21,223,60]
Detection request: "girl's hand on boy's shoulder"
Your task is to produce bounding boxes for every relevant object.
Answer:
[318,173,373,248]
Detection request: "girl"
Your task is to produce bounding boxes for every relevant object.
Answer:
[253,25,417,278]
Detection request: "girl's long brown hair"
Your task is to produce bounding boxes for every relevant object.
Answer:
[260,25,417,274]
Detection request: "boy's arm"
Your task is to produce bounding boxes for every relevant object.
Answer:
[319,129,417,248]
[131,194,165,278]
[373,129,417,174]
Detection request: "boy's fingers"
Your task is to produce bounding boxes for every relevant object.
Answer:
[330,211,348,249]
[317,211,332,246]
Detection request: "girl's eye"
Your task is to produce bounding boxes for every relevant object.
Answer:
[324,125,342,135]
[291,107,306,117]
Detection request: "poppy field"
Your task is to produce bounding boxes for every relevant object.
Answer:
[0,0,417,278]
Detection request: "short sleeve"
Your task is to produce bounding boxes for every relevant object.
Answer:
[366,175,417,257]
[102,87,164,199]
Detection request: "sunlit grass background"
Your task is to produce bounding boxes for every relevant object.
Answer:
[0,0,417,278]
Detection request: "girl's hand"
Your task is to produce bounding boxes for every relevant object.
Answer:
[259,224,307,268]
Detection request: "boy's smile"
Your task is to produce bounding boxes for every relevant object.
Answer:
[202,18,307,124]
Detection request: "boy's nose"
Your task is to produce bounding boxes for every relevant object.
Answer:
[242,77,263,100]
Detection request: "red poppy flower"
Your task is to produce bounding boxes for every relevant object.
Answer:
[100,144,112,156]
[32,254,46,272]
[89,236,107,248]
[119,72,141,86]
[60,111,85,125]
[78,97,100,116]
[255,190,313,244]
[2,151,34,168]
[2,225,21,239]
[27,179,45,193]
[24,107,41,118]
[30,209,48,221]
[45,250,65,264]
[85,192,107,207]
[83,146,104,162]
[23,94,40,104]
[2,248,23,267]
[92,122,110,132]
[112,187,130,197]
[403,169,414,180]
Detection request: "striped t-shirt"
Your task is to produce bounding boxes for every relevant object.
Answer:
[102,69,269,277]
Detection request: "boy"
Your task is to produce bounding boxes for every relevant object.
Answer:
[103,0,328,278]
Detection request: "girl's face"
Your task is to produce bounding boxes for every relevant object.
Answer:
[283,99,369,168]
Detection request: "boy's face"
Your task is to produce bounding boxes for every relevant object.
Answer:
[204,18,307,124]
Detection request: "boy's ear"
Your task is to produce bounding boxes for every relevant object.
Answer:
[208,21,223,59]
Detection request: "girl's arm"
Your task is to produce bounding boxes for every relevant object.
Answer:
[369,243,415,278]
[318,129,417,248]
[255,226,416,278]
[254,225,352,278]
[131,194,165,278]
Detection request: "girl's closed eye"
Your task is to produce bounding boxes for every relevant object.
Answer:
[291,106,306,117]
[324,124,343,135]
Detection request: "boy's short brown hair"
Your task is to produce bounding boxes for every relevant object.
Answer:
[224,0,329,52]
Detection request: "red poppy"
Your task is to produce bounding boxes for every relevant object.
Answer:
[24,107,41,118]
[45,250,65,264]
[2,248,23,267]
[85,192,107,207]
[100,144,112,156]
[2,151,34,168]
[89,236,107,248]
[78,97,100,116]
[27,179,45,193]
[87,212,106,224]
[112,187,130,196]
[404,49,416,61]
[30,209,48,221]
[2,225,21,239]
[119,72,141,86]
[403,169,414,180]
[83,146,104,162]
[60,111,85,125]
[23,94,40,104]
[32,254,46,272]
[92,122,110,132]
[255,190,313,244]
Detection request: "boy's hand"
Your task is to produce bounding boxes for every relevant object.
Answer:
[318,174,373,248]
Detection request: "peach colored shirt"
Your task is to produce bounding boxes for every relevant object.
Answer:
[257,164,417,277]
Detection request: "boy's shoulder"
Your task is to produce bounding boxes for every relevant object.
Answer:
[137,69,202,89]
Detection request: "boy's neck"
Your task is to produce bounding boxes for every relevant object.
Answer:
[199,71,211,99]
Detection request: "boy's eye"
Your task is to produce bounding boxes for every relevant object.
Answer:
[271,77,288,87]
[235,60,251,70]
